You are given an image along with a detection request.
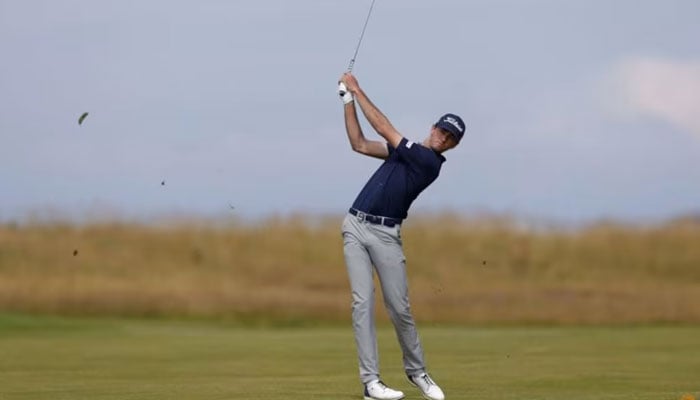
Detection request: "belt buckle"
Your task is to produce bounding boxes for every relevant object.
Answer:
[356,211,366,221]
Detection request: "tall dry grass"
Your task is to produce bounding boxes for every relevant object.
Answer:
[1,214,699,324]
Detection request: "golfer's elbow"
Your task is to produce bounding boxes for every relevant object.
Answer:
[350,140,368,154]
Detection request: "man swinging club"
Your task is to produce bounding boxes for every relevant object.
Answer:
[338,72,465,400]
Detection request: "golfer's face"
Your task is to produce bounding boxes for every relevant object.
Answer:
[431,127,459,152]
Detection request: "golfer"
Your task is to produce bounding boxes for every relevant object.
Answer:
[338,72,464,400]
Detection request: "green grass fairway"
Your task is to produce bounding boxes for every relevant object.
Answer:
[0,314,698,400]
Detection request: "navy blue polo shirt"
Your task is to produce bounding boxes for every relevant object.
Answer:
[351,137,446,220]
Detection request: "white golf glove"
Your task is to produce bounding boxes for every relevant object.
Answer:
[338,82,353,105]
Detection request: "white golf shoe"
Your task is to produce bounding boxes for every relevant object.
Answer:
[408,373,445,400]
[364,379,405,400]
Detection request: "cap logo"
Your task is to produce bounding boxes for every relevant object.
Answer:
[443,116,464,133]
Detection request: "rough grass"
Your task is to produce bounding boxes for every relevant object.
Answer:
[0,313,698,400]
[1,214,699,323]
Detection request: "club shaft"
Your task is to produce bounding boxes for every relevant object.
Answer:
[348,0,377,72]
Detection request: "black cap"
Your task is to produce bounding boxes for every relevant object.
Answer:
[435,113,466,142]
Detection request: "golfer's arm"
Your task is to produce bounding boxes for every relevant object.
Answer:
[344,102,389,159]
[353,88,403,149]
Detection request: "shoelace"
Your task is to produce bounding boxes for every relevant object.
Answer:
[418,374,436,387]
[374,380,389,391]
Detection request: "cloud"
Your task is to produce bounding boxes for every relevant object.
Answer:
[608,57,700,138]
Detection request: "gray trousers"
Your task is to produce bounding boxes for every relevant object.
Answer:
[342,213,426,384]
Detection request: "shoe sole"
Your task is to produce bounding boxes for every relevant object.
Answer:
[364,397,404,400]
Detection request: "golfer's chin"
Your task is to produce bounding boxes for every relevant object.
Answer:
[429,143,449,153]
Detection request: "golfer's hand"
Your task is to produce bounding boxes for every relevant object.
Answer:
[340,73,360,94]
[338,73,357,105]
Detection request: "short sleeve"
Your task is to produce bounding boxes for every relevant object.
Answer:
[394,138,437,169]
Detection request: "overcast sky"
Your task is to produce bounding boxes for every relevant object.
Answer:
[1,0,699,223]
